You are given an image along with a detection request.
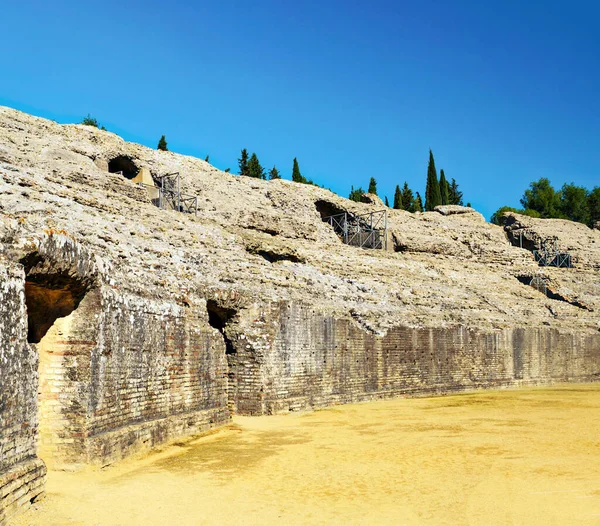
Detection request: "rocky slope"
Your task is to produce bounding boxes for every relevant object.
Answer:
[1,106,598,333]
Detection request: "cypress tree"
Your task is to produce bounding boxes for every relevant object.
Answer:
[238,149,249,176]
[439,169,449,205]
[385,196,390,207]
[269,166,281,180]
[424,150,441,211]
[414,192,424,212]
[368,177,377,195]
[292,158,306,183]
[393,185,402,209]
[247,153,265,179]
[401,182,414,211]
[448,178,463,205]
[157,135,168,151]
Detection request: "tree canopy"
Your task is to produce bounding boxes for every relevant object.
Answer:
[349,186,365,202]
[247,153,265,179]
[492,178,600,227]
[269,166,281,180]
[368,177,377,195]
[439,169,449,205]
[157,135,168,151]
[424,150,441,211]
[238,149,249,176]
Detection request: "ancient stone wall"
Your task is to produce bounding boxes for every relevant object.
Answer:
[227,302,600,415]
[0,261,46,524]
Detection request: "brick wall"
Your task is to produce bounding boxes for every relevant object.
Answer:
[0,262,46,525]
[227,302,600,414]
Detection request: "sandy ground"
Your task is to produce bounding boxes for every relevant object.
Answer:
[12,384,600,525]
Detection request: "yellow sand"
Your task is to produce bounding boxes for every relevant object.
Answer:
[14,384,600,525]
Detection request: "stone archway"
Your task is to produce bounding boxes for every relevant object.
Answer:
[21,250,99,469]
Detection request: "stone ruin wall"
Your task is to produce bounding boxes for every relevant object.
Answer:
[0,236,230,523]
[2,235,600,524]
[226,301,600,415]
[1,107,599,523]
[0,262,46,525]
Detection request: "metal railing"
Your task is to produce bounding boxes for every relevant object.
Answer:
[150,172,198,216]
[323,209,387,250]
[532,236,572,268]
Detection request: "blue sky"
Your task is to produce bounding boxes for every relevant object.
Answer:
[1,0,598,220]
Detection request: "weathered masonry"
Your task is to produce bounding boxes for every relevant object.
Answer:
[1,106,599,523]
[2,234,600,523]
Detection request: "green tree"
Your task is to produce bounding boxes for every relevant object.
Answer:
[520,178,562,218]
[247,153,265,179]
[292,158,306,183]
[157,135,168,151]
[393,185,402,209]
[490,206,520,225]
[81,114,99,127]
[269,166,281,180]
[368,177,377,195]
[401,182,415,211]
[238,149,249,176]
[385,196,390,207]
[414,192,424,212]
[349,186,365,202]
[588,187,600,227]
[439,169,449,205]
[205,155,210,163]
[490,206,541,225]
[560,183,590,224]
[224,168,231,173]
[424,150,442,210]
[448,178,463,205]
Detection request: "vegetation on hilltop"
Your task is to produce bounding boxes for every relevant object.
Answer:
[491,178,600,228]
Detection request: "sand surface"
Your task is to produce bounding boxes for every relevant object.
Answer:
[13,384,600,525]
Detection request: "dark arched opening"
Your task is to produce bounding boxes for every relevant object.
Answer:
[315,199,347,220]
[20,252,93,468]
[108,155,138,179]
[21,253,90,343]
[206,300,239,413]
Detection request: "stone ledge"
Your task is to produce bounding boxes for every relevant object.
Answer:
[0,458,46,526]
[83,407,231,468]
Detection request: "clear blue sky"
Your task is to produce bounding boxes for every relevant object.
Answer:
[1,0,598,220]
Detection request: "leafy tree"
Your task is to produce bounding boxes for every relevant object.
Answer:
[424,150,442,210]
[81,114,106,130]
[385,196,390,207]
[414,192,424,212]
[439,169,449,205]
[205,155,210,162]
[393,185,402,209]
[490,206,541,225]
[81,114,99,127]
[368,177,377,195]
[224,168,231,173]
[401,182,415,211]
[238,149,249,176]
[448,178,463,205]
[490,206,519,225]
[247,153,266,179]
[157,135,168,151]
[269,166,281,180]
[520,178,562,218]
[349,186,365,202]
[588,187,600,227]
[560,183,589,224]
